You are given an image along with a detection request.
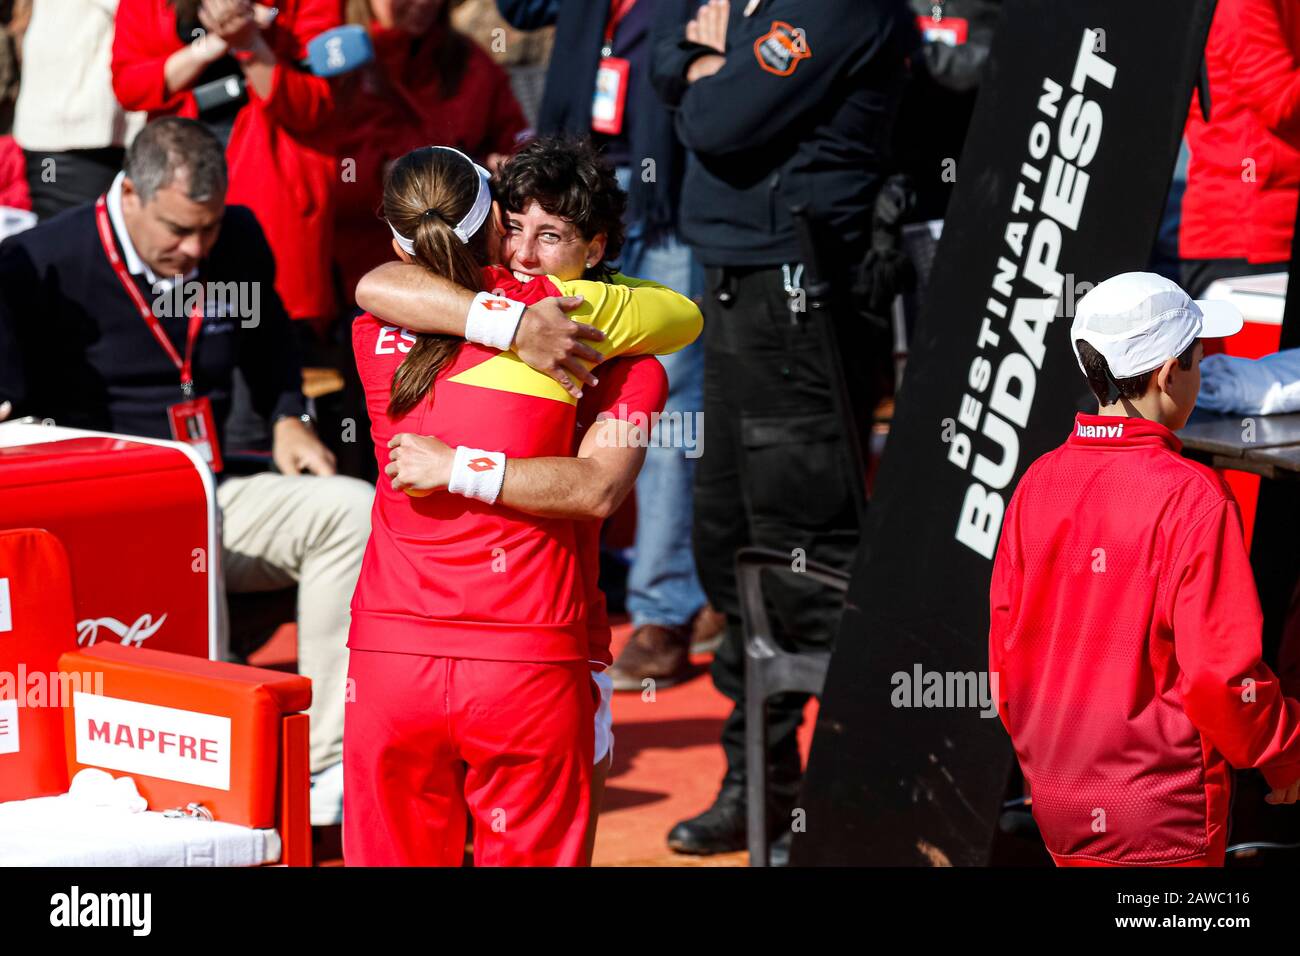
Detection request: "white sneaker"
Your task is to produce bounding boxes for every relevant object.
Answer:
[310,761,344,827]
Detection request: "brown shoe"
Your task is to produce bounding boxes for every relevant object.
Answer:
[608,624,693,691]
[689,604,727,656]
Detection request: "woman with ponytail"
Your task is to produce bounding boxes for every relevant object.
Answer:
[375,146,488,418]
[346,142,701,866]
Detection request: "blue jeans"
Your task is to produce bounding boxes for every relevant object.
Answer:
[615,175,708,629]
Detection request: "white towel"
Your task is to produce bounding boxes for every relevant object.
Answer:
[1197,348,1300,415]
[67,767,149,812]
[0,769,279,866]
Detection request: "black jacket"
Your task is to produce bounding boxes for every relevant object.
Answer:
[496,0,700,240]
[651,0,912,267]
[895,0,1001,220]
[0,203,304,454]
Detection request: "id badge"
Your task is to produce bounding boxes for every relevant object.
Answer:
[168,397,224,473]
[592,56,630,135]
[917,15,968,46]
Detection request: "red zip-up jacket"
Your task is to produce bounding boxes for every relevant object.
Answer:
[329,25,526,303]
[989,413,1300,866]
[1182,0,1300,263]
[112,0,339,320]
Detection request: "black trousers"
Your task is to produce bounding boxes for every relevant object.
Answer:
[24,148,125,221]
[693,264,864,810]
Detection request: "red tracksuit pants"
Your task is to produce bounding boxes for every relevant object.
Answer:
[342,648,594,866]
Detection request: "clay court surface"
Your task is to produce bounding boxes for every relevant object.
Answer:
[251,617,817,867]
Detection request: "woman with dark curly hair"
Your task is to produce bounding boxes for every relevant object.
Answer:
[345,140,700,865]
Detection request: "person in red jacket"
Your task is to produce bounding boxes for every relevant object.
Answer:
[329,0,527,306]
[989,272,1300,867]
[384,354,668,864]
[344,144,699,865]
[1181,0,1300,297]
[112,0,339,323]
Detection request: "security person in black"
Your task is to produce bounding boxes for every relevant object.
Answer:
[652,0,910,855]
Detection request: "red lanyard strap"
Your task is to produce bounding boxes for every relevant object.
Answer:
[95,195,204,396]
[603,0,638,53]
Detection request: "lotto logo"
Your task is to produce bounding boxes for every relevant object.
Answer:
[482,298,512,311]
[468,457,497,473]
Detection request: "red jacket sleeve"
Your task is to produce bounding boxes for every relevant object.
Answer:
[1171,498,1300,790]
[246,0,341,136]
[988,490,1020,734]
[1223,0,1300,148]
[112,0,191,115]
[0,137,31,210]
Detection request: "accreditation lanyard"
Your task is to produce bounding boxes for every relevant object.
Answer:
[917,1,969,46]
[601,0,638,58]
[592,0,638,135]
[94,194,223,471]
[95,195,204,398]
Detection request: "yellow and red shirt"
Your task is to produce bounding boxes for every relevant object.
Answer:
[349,265,699,663]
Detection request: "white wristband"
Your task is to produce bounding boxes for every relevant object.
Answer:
[447,445,507,505]
[465,291,525,351]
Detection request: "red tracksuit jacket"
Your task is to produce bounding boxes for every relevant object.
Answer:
[1182,0,1300,264]
[989,412,1300,865]
[112,0,339,320]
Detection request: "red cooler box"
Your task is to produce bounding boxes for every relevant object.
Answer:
[1198,274,1288,548]
[0,424,218,660]
[1201,273,1286,361]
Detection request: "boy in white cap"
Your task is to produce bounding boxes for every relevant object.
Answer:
[989,271,1300,866]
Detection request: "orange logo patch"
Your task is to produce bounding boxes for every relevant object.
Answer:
[481,297,513,311]
[753,20,811,77]
[468,457,498,472]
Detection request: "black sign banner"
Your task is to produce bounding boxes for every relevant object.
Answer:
[794,0,1218,866]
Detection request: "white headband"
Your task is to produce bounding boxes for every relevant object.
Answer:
[388,146,493,253]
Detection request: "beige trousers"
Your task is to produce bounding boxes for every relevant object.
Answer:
[216,472,373,774]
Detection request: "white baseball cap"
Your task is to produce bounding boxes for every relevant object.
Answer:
[1070,271,1243,378]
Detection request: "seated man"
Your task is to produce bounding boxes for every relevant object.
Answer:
[0,117,372,826]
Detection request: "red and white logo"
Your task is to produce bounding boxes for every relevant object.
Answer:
[73,692,232,790]
[481,297,513,312]
[76,613,167,648]
[468,457,498,473]
[1075,422,1124,439]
